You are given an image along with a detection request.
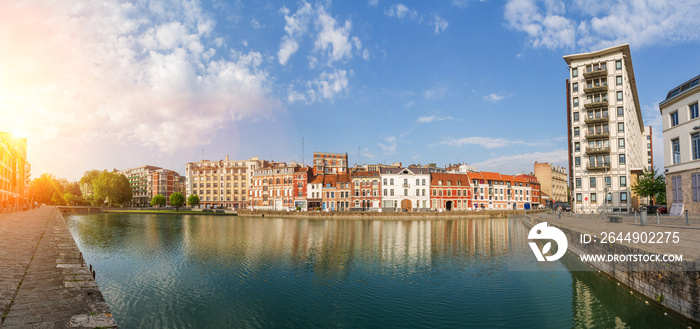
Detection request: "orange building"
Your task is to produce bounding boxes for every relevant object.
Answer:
[429,173,472,211]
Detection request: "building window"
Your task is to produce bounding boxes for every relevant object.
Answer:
[590,193,597,203]
[693,173,700,202]
[576,178,581,188]
[605,177,611,187]
[573,83,578,92]
[575,157,580,167]
[691,102,699,119]
[671,112,679,127]
[617,91,623,101]
[573,97,579,107]
[574,127,580,137]
[618,122,624,132]
[617,107,624,117]
[618,138,625,149]
[616,76,622,86]
[572,68,578,77]
[693,133,700,160]
[620,176,627,187]
[672,139,681,164]
[576,193,582,203]
[620,192,627,203]
[615,60,622,70]
[590,177,596,188]
[619,154,626,165]
[574,112,579,122]
[672,176,682,202]
[575,142,580,152]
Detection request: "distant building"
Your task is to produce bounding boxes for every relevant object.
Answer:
[249,161,299,211]
[533,162,568,205]
[186,156,263,209]
[117,165,184,207]
[564,44,651,213]
[313,152,348,175]
[0,132,29,209]
[467,172,532,210]
[429,173,472,211]
[445,163,479,174]
[380,167,430,211]
[516,174,541,207]
[351,171,381,210]
[293,166,311,211]
[659,74,700,214]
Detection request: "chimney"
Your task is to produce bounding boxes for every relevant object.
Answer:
[225,155,229,161]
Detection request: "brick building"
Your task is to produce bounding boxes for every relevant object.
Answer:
[351,171,381,210]
[429,173,472,211]
[250,161,300,210]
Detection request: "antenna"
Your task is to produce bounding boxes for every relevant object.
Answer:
[358,146,361,166]
[201,148,204,161]
[302,137,305,166]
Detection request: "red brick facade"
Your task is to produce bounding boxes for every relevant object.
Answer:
[430,173,472,211]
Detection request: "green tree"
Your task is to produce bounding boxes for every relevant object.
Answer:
[631,167,665,205]
[150,194,166,207]
[92,171,132,206]
[187,194,200,208]
[169,192,185,211]
[31,173,62,205]
[51,191,64,205]
[63,192,77,205]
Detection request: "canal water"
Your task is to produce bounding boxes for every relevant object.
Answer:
[66,213,695,328]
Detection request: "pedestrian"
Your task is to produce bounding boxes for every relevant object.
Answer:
[557,206,562,219]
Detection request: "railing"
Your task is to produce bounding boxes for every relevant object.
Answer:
[583,98,608,109]
[584,115,609,124]
[585,132,610,139]
[586,163,610,171]
[585,147,610,155]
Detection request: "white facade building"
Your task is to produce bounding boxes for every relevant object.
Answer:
[660,74,700,214]
[379,167,430,211]
[564,44,650,214]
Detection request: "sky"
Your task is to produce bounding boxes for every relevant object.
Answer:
[2,0,700,182]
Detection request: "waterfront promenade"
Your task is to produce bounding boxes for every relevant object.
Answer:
[0,206,115,328]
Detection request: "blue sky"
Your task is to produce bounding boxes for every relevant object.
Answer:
[2,0,700,181]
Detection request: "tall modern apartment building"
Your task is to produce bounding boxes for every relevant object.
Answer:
[185,156,264,209]
[659,74,700,214]
[564,44,651,214]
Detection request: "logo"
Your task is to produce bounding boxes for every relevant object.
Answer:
[528,222,568,262]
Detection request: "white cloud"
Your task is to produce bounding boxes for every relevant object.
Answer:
[424,84,449,100]
[505,0,700,51]
[368,0,379,7]
[441,136,546,148]
[417,115,453,123]
[0,0,280,155]
[251,17,263,29]
[314,7,358,64]
[289,69,351,103]
[278,3,313,65]
[433,14,449,34]
[484,92,506,103]
[378,136,398,154]
[472,149,568,174]
[385,4,418,20]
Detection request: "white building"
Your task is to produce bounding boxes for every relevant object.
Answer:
[564,44,651,214]
[659,74,700,214]
[185,156,263,209]
[379,167,430,211]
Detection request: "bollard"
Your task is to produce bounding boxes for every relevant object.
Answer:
[640,207,647,226]
[686,210,690,226]
[656,210,659,224]
[634,211,638,223]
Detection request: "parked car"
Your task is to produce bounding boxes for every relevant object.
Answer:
[658,206,667,214]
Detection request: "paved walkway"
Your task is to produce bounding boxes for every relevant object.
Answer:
[533,212,700,263]
[0,206,115,328]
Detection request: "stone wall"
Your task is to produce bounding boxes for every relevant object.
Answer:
[665,167,700,215]
[528,216,700,323]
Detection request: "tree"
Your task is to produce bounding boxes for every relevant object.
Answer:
[92,171,132,206]
[170,193,185,211]
[151,194,166,207]
[187,194,200,208]
[631,167,665,205]
[31,173,61,205]
[63,192,77,205]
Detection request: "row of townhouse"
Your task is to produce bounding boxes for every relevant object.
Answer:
[248,158,540,212]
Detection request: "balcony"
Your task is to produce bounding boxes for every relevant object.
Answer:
[583,66,607,78]
[585,147,610,155]
[402,183,410,188]
[584,116,609,124]
[585,132,609,140]
[586,163,610,171]
[584,98,608,109]
[584,83,608,94]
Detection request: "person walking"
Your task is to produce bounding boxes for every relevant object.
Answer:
[557,206,562,219]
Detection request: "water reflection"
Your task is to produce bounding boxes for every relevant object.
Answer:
[66,214,695,328]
